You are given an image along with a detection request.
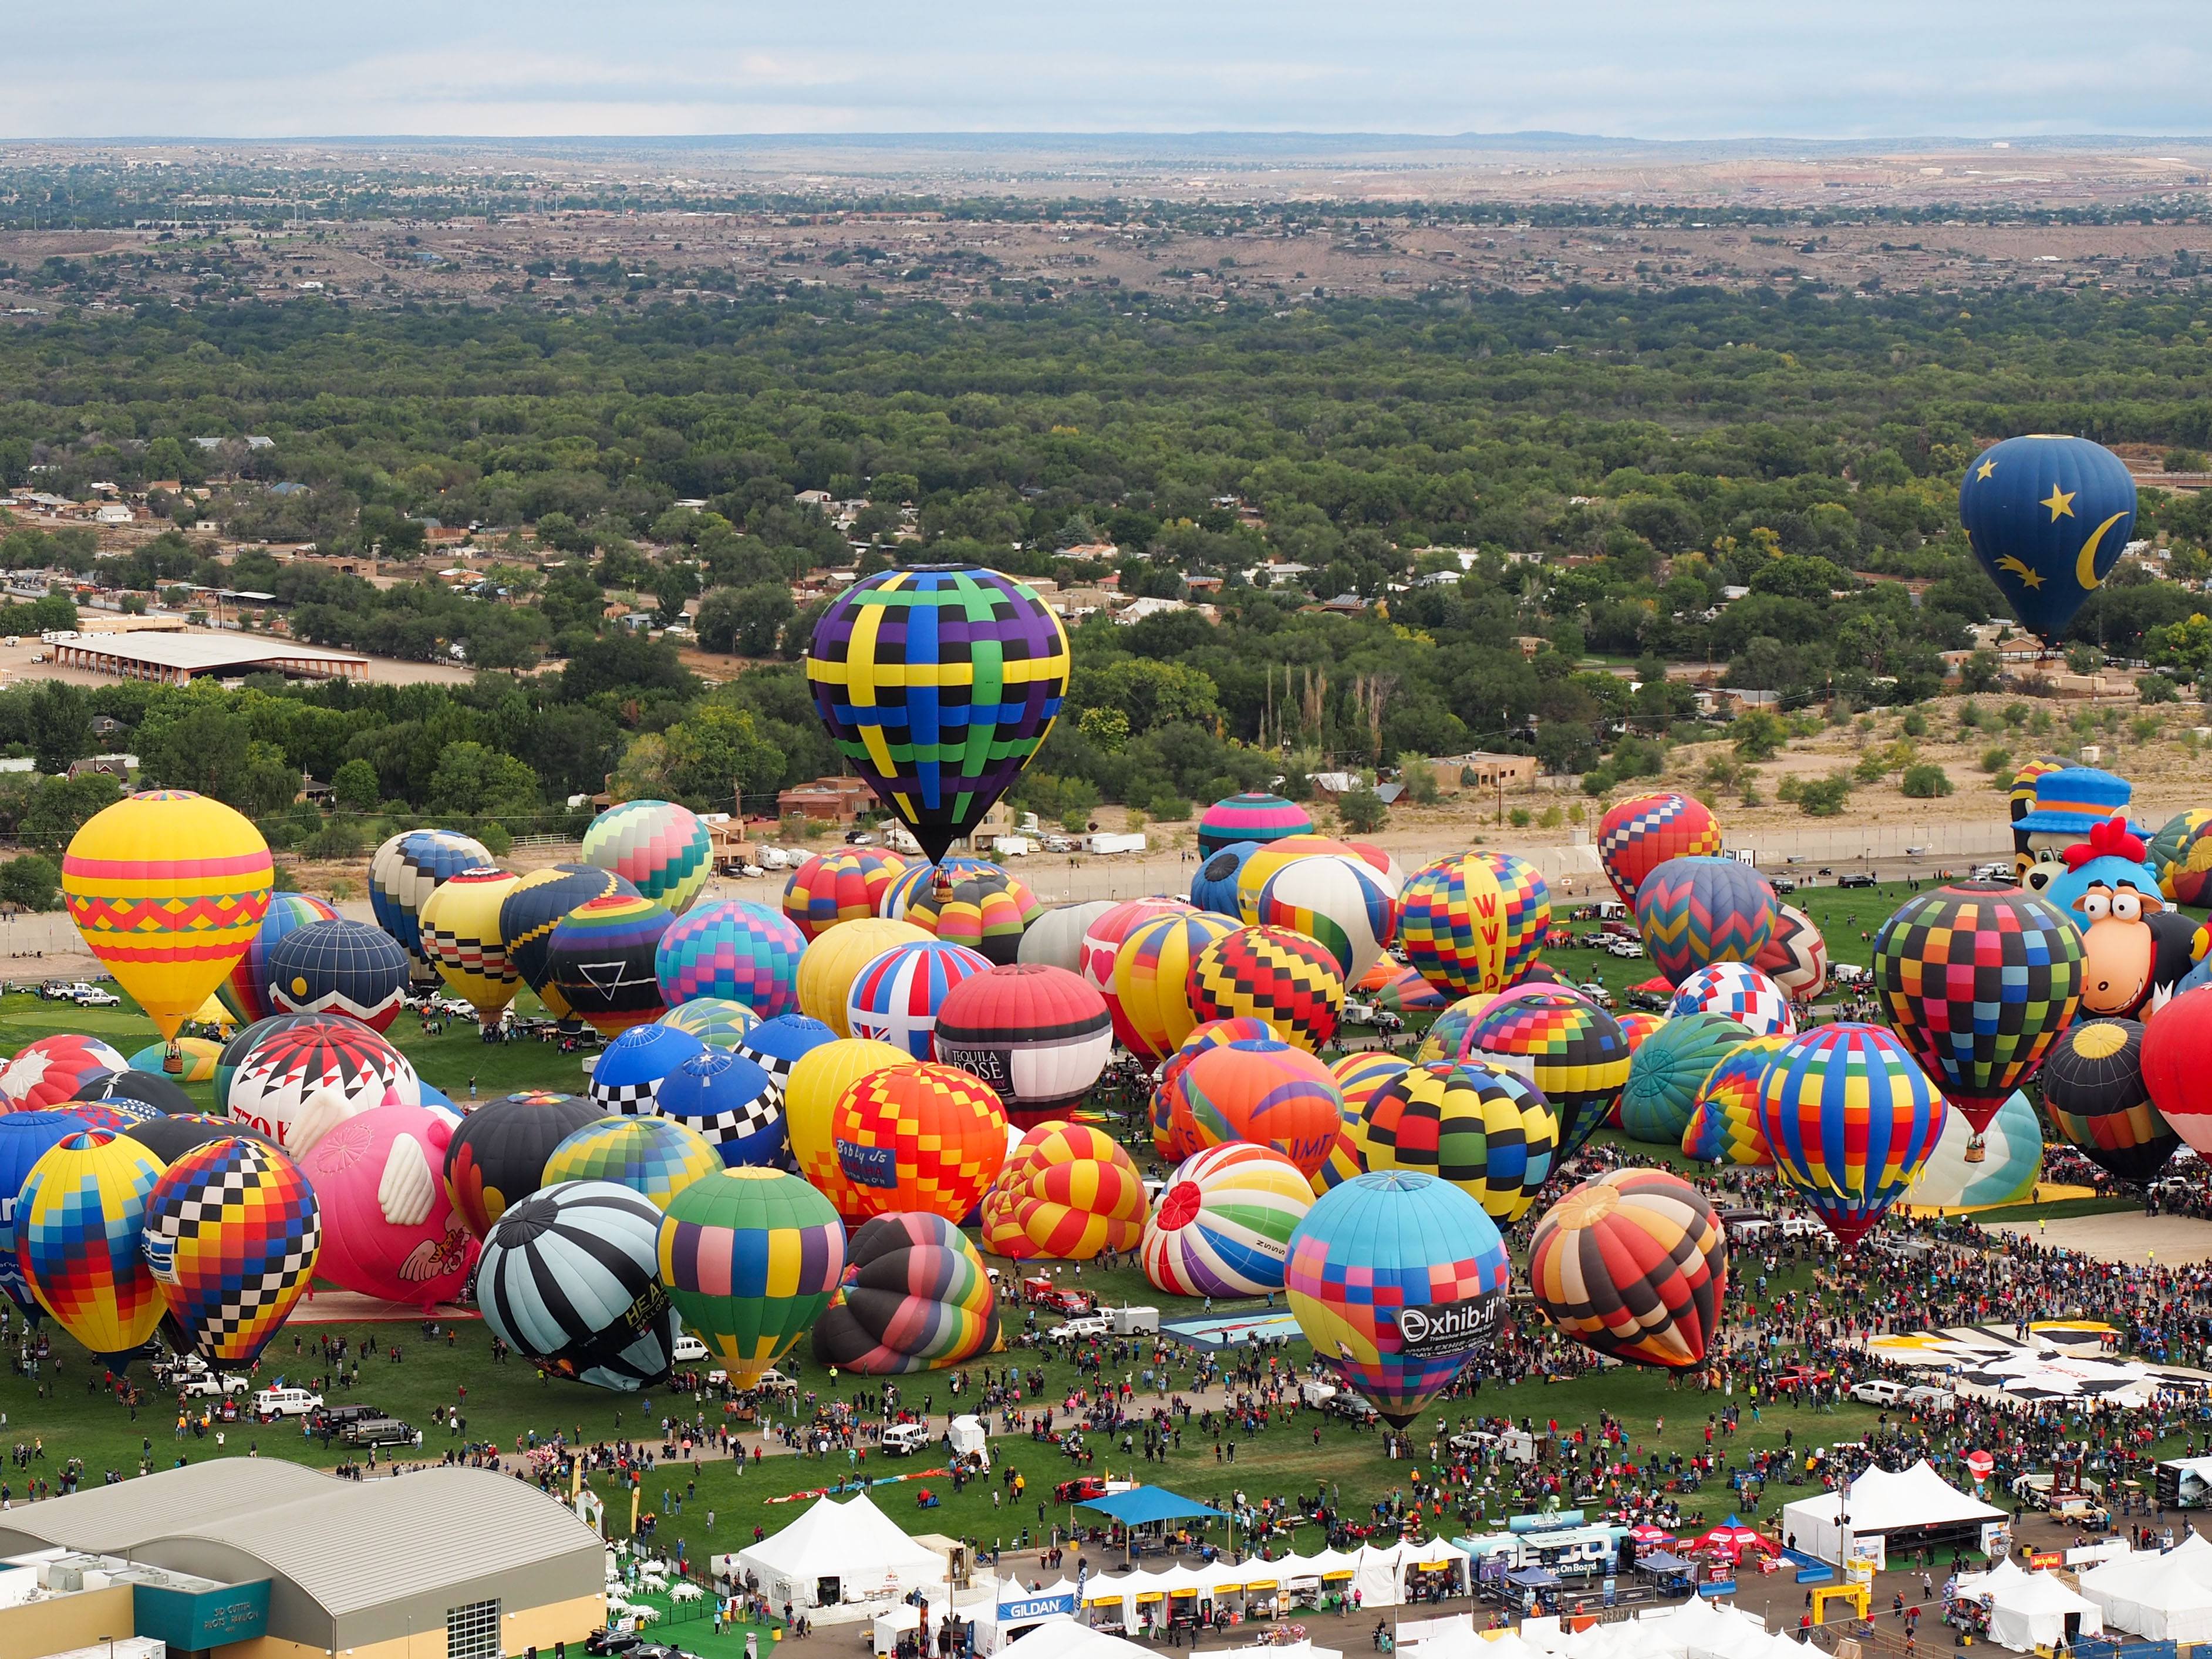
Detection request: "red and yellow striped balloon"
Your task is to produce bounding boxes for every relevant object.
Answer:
[980,1121,1146,1260]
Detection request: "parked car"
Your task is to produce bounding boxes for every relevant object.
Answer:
[1838,872,1877,889]
[36,981,74,1001]
[1769,876,1798,894]
[1050,1316,1113,1343]
[1626,986,1672,1013]
[1849,1380,1907,1407]
[585,1631,642,1657]
[252,1387,324,1420]
[881,1423,935,1456]
[672,1334,709,1364]
[72,986,120,1007]
[340,1415,416,1448]
[1055,1476,1108,1504]
[1574,982,1615,1009]
[1326,1392,1380,1423]
[311,1403,387,1432]
[178,1371,250,1398]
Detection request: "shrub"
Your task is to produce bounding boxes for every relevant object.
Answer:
[1900,710,1927,737]
[1979,746,2014,776]
[1796,775,1853,817]
[2140,673,2180,704]
[1148,794,1191,822]
[1337,787,1388,835]
[1900,764,1955,798]
[1509,807,1532,828]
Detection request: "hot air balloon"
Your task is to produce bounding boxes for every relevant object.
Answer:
[2140,986,2212,1158]
[878,857,998,923]
[586,1023,708,1114]
[1017,900,1114,975]
[657,1166,846,1385]
[783,848,912,941]
[1414,995,1495,1064]
[545,893,675,1037]
[443,1092,604,1236]
[218,893,338,1025]
[1250,855,1399,983]
[1110,911,1239,1066]
[806,566,1071,864]
[542,1115,723,1210]
[140,1136,319,1365]
[2042,1016,2177,1184]
[931,963,1114,1128]
[62,791,275,1049]
[16,1128,168,1357]
[583,800,713,915]
[476,1181,679,1391]
[1190,843,1262,918]
[1230,836,1364,922]
[731,1013,838,1104]
[60,1101,157,1134]
[369,828,491,973]
[500,863,637,1021]
[1667,962,1795,1038]
[1466,990,1630,1159]
[1153,1017,1279,1156]
[906,868,1044,966]
[1078,896,1195,990]
[1597,793,1724,907]
[265,919,411,1032]
[979,1122,1146,1261]
[1618,1013,1754,1148]
[1374,966,1447,1017]
[1873,881,2083,1157]
[783,1038,913,1217]
[846,939,994,1061]
[655,901,807,1020]
[123,1112,276,1167]
[657,997,762,1052]
[417,867,524,1028]
[212,1013,327,1115]
[1284,1170,1510,1427]
[1315,1053,1412,1192]
[2151,811,2212,908]
[227,1020,419,1148]
[292,1100,477,1306]
[653,1050,786,1169]
[1185,925,1347,1054]
[1198,793,1312,858]
[0,1112,90,1315]
[1961,435,2138,644]
[1141,1142,1315,1297]
[795,916,932,1037]
[130,1038,220,1085]
[1754,903,1829,1003]
[79,1067,193,1117]
[0,1034,130,1110]
[1528,1169,1727,1370]
[1636,857,1779,988]
[1905,1090,2042,1210]
[1758,1023,1947,1249]
[1398,853,1510,998]
[1680,1034,1789,1166]
[1616,1010,1667,1053]
[809,1211,996,1374]
[832,1061,1008,1223]
[1154,1037,1343,1176]
[1478,854,1551,987]
[1353,1060,1556,1224]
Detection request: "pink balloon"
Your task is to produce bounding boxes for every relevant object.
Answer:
[294,1103,476,1307]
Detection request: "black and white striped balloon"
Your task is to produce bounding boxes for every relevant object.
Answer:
[474,1180,677,1392]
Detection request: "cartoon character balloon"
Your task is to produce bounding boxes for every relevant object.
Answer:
[657,1166,846,1386]
[1528,1168,1727,1370]
[141,1137,321,1365]
[1285,1170,1510,1427]
[807,566,1071,864]
[62,790,275,1049]
[1597,793,1724,907]
[2039,818,2195,1018]
[582,800,713,915]
[292,1100,477,1306]
[1960,434,2137,644]
[1757,1023,1947,1249]
[811,1212,999,1374]
[15,1129,168,1356]
[477,1181,680,1391]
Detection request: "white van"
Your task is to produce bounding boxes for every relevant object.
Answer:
[882,1423,935,1456]
[252,1386,323,1420]
[1107,1307,1158,1335]
[672,1334,709,1364]
[1849,1380,1907,1407]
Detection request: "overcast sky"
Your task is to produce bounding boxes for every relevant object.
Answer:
[11,1,2210,141]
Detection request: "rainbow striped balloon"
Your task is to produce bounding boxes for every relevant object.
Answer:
[1398,852,1509,998]
[1141,1142,1315,1297]
[845,939,994,1061]
[1198,793,1312,858]
[1756,1022,1946,1248]
[1478,852,1552,986]
[783,848,912,940]
[657,1167,847,1386]
[656,901,807,1019]
[1110,910,1237,1066]
[583,800,713,915]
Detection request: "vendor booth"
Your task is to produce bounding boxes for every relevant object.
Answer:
[1778,1461,2004,1569]
[731,1491,950,1611]
[2082,1535,2212,1642]
[1951,1559,2103,1653]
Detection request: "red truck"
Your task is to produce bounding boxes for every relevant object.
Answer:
[1022,1276,1098,1314]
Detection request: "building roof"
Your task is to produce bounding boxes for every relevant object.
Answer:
[0,1458,328,1552]
[52,633,367,674]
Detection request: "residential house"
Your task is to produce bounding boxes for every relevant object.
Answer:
[1429,752,1540,793]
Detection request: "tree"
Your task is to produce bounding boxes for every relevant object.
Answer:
[332,758,382,813]
[696,585,796,657]
[0,854,59,911]
[1729,710,1787,761]
[1795,775,1852,817]
[560,633,697,703]
[659,702,787,809]
[1337,785,1388,835]
[1900,764,1955,798]
[458,604,547,672]
[427,741,540,817]
[2147,613,2212,686]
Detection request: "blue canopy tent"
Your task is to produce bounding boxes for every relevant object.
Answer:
[1074,1488,1229,1566]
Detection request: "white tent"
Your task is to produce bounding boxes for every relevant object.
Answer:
[1350,1539,1472,1609]
[2083,1536,2212,1642]
[734,1491,950,1611]
[999,1624,1155,1659]
[1957,1559,2104,1653]
[1778,1460,2003,1566]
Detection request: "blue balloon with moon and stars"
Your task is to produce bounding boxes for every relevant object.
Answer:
[1960,436,2137,644]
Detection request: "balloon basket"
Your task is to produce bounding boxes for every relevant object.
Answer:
[1963,1137,1986,1165]
[163,1041,182,1076]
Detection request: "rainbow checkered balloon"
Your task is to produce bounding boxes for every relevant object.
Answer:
[655,901,807,1019]
[1757,1022,1947,1249]
[1597,792,1723,906]
[1185,925,1347,1054]
[807,566,1070,865]
[141,1136,322,1365]
[1668,961,1796,1038]
[1633,855,1779,987]
[15,1129,168,1357]
[1466,990,1630,1159]
[542,1114,724,1210]
[583,800,713,915]
[1398,853,1509,998]
[1681,1034,1789,1165]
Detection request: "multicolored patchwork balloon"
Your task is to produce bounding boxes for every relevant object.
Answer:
[1466,990,1631,1159]
[1398,852,1510,998]
[655,901,806,1019]
[1198,793,1312,859]
[218,893,338,1026]
[2151,810,2212,908]
[783,848,912,940]
[845,939,995,1061]
[1757,1022,1947,1249]
[831,1061,1009,1222]
[1354,1059,1556,1224]
[811,1212,997,1374]
[1285,1169,1509,1427]
[807,566,1071,865]
[1680,1034,1789,1166]
[980,1121,1147,1261]
[369,828,491,972]
[1635,856,1779,988]
[1597,792,1723,907]
[1185,925,1347,1053]
[657,1166,847,1387]
[582,800,713,915]
[1478,853,1551,986]
[141,1136,321,1365]
[1141,1142,1314,1297]
[657,996,763,1051]
[542,1114,723,1210]
[545,893,676,1037]
[1528,1168,1727,1370]
[1375,966,1446,1017]
[906,867,1044,966]
[15,1129,168,1357]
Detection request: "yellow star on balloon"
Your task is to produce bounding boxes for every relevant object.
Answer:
[1976,460,1997,481]
[2042,486,2076,520]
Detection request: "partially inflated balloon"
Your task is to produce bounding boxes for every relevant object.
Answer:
[370,829,492,972]
[1374,966,1446,1017]
[1017,901,1114,975]
[2042,1017,2176,1185]
[443,1092,604,1237]
[1285,1170,1509,1427]
[1635,857,1778,988]
[141,1137,320,1365]
[1354,1060,1556,1224]
[546,894,675,1037]
[1142,1142,1314,1297]
[419,867,524,1027]
[655,901,807,1020]
[293,1102,476,1306]
[657,1166,845,1385]
[1316,1053,1412,1193]
[879,858,999,924]
[807,566,1071,864]
[1961,435,2137,644]
[2152,811,2212,908]
[1906,1090,2042,1210]
[832,1061,1008,1222]
[477,1181,679,1391]
[218,893,338,1026]
[1198,793,1311,858]
[15,1129,167,1356]
[1758,1023,1947,1249]
[1,1034,130,1110]
[545,1107,723,1212]
[1680,1035,1788,1166]
[1619,1014,1755,1147]
[797,917,932,1037]
[812,1212,997,1374]
[1754,904,1829,1003]
[783,848,912,941]
[845,940,994,1061]
[583,800,713,915]
[267,919,411,1032]
[1873,882,2083,1144]
[932,963,1113,1128]
[1528,1168,1726,1370]
[62,791,274,1044]
[1398,853,1509,998]
[1111,911,1238,1065]
[1597,793,1723,907]
[500,863,635,1021]
[980,1122,1146,1261]
[1668,962,1795,1038]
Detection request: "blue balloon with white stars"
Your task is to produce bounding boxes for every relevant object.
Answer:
[1960,435,2137,644]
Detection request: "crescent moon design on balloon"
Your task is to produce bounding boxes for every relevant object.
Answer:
[2076,511,2128,591]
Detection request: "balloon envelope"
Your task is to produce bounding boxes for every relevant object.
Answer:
[655,901,807,1019]
[545,895,675,1037]
[544,1114,723,1211]
[477,1179,679,1391]
[1141,1142,1314,1297]
[2041,1016,2176,1185]
[1961,434,2137,643]
[1186,926,1347,1054]
[1528,1168,1727,1370]
[1597,793,1723,907]
[1906,1090,2042,1210]
[369,829,491,972]
[219,893,338,1026]
[443,1092,605,1236]
[266,919,412,1032]
[582,800,713,915]
[141,1136,320,1365]
[294,1102,476,1306]
[811,1212,997,1374]
[501,863,636,1021]
[980,1121,1146,1262]
[657,1166,846,1385]
[1353,1059,1556,1224]
[831,1061,1009,1223]
[1198,793,1311,858]
[1397,853,1509,999]
[1634,857,1778,988]
[419,868,525,1027]
[15,1129,168,1356]
[782,848,912,941]
[931,963,1112,1129]
[1757,1023,1947,1249]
